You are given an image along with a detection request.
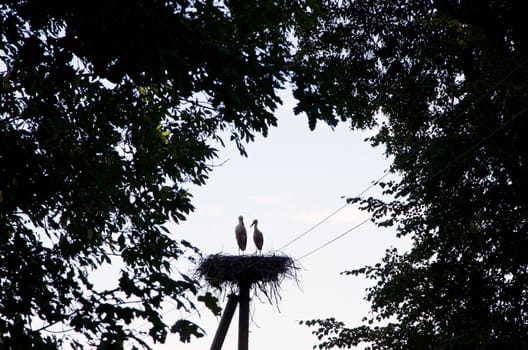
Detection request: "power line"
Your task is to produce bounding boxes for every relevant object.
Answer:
[277,55,528,254]
[294,106,528,261]
[297,216,372,261]
[277,169,392,252]
[278,203,348,251]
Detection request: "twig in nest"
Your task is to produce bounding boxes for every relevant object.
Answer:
[196,253,299,304]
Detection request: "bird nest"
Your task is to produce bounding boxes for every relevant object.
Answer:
[196,253,298,303]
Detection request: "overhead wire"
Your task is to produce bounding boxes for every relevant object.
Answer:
[286,55,528,260]
[277,169,391,252]
[176,52,528,256]
[277,203,349,251]
[297,216,372,261]
[296,105,528,261]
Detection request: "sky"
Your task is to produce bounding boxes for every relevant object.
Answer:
[1,45,408,350]
[137,92,411,350]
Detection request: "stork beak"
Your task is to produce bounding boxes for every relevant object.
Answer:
[250,221,255,227]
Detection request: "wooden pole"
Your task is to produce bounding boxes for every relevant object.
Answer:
[238,281,250,350]
[210,294,239,350]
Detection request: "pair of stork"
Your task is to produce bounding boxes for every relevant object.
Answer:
[235,216,264,254]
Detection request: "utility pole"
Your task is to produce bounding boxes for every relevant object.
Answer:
[197,254,297,350]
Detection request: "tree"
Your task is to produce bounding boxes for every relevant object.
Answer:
[0,1,321,348]
[294,0,528,349]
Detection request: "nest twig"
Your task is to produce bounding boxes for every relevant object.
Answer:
[196,253,298,304]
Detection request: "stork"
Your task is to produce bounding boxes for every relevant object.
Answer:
[235,215,247,254]
[250,219,264,254]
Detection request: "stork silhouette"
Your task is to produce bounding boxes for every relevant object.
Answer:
[250,219,264,254]
[235,216,247,254]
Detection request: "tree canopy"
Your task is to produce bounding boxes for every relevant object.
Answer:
[296,0,528,349]
[4,0,528,349]
[0,1,323,348]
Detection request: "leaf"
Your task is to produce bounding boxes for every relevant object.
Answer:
[170,319,205,343]
[197,292,222,316]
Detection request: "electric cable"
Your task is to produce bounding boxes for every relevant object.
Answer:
[276,55,528,254]
[295,106,528,261]
[297,216,372,261]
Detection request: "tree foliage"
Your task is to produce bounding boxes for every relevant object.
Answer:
[296,0,528,349]
[0,1,321,348]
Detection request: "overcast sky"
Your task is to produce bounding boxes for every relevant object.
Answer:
[141,91,411,350]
